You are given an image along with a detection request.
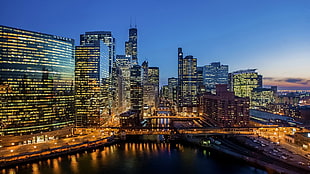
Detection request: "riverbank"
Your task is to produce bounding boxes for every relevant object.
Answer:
[1,134,310,174]
[0,137,118,169]
[182,135,310,174]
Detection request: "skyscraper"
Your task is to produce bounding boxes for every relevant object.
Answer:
[182,55,198,106]
[229,69,262,98]
[177,48,183,106]
[125,28,138,65]
[203,62,228,93]
[0,25,75,135]
[115,55,132,112]
[148,67,159,106]
[177,48,200,113]
[76,31,114,127]
[196,66,205,96]
[130,65,143,116]
[168,77,178,104]
[177,49,198,110]
[75,46,102,127]
[80,31,115,75]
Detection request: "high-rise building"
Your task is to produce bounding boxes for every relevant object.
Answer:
[179,54,198,108]
[177,48,183,106]
[76,31,117,119]
[196,66,205,96]
[0,25,75,135]
[168,77,178,104]
[200,84,250,127]
[125,28,138,65]
[80,31,115,75]
[141,61,159,117]
[148,67,159,103]
[111,65,123,114]
[203,62,228,93]
[229,69,262,98]
[75,46,103,127]
[146,66,159,114]
[115,55,132,112]
[160,85,169,100]
[130,65,143,116]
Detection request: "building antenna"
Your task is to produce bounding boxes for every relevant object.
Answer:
[134,17,137,28]
[130,17,132,28]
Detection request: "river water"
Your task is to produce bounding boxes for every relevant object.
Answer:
[2,142,267,174]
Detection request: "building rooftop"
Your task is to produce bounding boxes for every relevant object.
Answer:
[232,69,257,75]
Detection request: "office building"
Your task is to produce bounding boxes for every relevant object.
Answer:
[76,31,113,127]
[229,69,262,98]
[80,31,115,75]
[196,66,205,96]
[200,84,250,127]
[177,48,198,110]
[80,31,115,114]
[177,48,183,106]
[0,25,75,135]
[75,46,102,126]
[251,87,276,109]
[130,65,143,118]
[125,27,138,65]
[168,77,178,104]
[111,65,123,114]
[160,85,169,100]
[203,62,228,93]
[115,55,132,112]
[148,67,159,108]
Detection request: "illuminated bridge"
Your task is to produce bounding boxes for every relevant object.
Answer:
[120,127,256,136]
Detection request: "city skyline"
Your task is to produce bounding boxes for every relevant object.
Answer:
[1,0,310,89]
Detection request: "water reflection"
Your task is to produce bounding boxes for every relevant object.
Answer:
[70,155,78,174]
[2,142,267,174]
[31,164,39,174]
[52,158,60,174]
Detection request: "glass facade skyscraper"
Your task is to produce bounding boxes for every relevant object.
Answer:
[80,31,115,76]
[0,25,75,135]
[203,62,228,93]
[76,31,114,127]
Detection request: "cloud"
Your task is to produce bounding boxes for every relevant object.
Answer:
[263,77,274,81]
[263,77,310,90]
[284,78,304,83]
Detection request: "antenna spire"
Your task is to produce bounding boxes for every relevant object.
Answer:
[134,17,137,28]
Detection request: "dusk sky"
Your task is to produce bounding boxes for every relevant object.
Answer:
[1,0,310,90]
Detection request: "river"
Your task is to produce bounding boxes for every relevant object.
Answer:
[1,142,267,174]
